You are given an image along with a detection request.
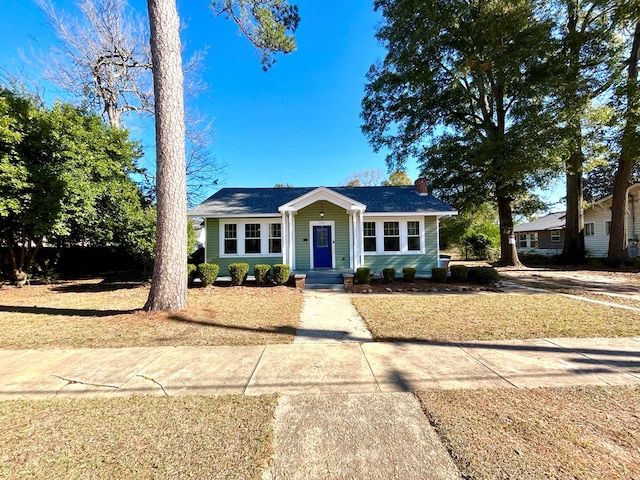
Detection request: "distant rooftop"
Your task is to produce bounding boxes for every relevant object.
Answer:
[514,212,565,233]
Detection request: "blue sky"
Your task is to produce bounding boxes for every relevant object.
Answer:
[0,0,421,194]
[1,0,564,206]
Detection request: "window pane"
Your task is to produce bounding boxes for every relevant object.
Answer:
[245,238,261,253]
[364,237,377,252]
[224,224,236,239]
[224,239,237,254]
[384,222,399,236]
[408,236,420,251]
[363,222,376,237]
[407,221,419,236]
[316,227,329,248]
[245,223,260,238]
[269,238,282,254]
[384,237,400,251]
[270,223,281,238]
[551,231,560,241]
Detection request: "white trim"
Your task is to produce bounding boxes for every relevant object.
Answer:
[219,219,284,258]
[361,217,426,256]
[279,187,366,213]
[364,211,457,217]
[195,213,281,219]
[309,220,336,269]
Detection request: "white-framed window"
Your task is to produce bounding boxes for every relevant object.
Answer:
[245,223,261,253]
[518,233,538,248]
[585,222,595,236]
[518,233,527,248]
[550,230,561,242]
[363,222,377,252]
[407,221,420,251]
[605,221,611,236]
[224,224,237,254]
[220,220,282,257]
[269,223,282,253]
[363,217,424,255]
[383,221,400,252]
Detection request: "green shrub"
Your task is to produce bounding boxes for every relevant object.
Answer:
[402,267,416,282]
[467,266,500,285]
[431,267,447,283]
[228,263,249,286]
[449,264,468,282]
[254,264,271,286]
[355,267,371,285]
[382,268,396,283]
[272,264,290,285]
[197,263,219,287]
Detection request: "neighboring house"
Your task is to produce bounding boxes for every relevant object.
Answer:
[515,183,640,258]
[187,178,457,274]
[514,212,565,256]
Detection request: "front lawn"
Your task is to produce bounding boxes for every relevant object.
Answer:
[351,293,640,342]
[0,279,303,349]
[0,394,277,479]
[417,385,640,479]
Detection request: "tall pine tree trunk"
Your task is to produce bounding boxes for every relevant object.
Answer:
[497,196,521,267]
[608,21,640,265]
[144,0,187,311]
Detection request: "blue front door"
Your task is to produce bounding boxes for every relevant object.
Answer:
[313,225,332,268]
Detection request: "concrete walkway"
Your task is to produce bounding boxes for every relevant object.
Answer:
[1,337,639,399]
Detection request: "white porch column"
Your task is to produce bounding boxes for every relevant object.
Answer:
[359,210,365,268]
[288,210,296,270]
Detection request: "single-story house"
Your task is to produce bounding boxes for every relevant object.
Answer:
[187,178,457,274]
[515,183,640,258]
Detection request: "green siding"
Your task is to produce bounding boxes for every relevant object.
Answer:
[204,218,283,272]
[294,201,351,270]
[363,216,438,274]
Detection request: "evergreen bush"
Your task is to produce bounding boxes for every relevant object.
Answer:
[254,264,271,286]
[382,268,396,283]
[431,267,447,283]
[355,267,371,285]
[197,263,219,287]
[467,266,500,285]
[449,264,468,282]
[228,263,249,286]
[272,264,291,285]
[402,267,416,282]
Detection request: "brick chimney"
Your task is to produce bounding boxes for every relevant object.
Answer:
[415,177,428,195]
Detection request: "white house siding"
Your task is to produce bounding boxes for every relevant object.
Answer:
[584,207,612,257]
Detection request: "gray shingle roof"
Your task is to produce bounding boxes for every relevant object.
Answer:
[188,186,457,217]
[514,212,565,233]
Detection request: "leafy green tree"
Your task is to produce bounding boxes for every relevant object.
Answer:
[362,0,560,266]
[382,170,412,186]
[440,203,500,259]
[0,88,146,281]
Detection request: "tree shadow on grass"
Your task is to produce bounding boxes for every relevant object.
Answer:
[0,305,138,317]
[168,314,297,336]
[51,281,145,293]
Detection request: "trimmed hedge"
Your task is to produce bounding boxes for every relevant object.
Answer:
[431,267,447,283]
[355,267,371,285]
[382,268,396,284]
[228,263,249,286]
[187,263,197,280]
[449,265,468,282]
[254,264,271,286]
[197,263,219,287]
[272,264,290,285]
[467,266,500,285]
[402,267,416,282]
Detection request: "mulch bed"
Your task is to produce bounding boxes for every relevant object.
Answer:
[348,278,498,294]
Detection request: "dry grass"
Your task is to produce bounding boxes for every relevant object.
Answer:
[0,394,278,479]
[351,293,640,341]
[0,280,303,349]
[417,386,640,479]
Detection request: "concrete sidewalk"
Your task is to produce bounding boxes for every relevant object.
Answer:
[1,337,639,399]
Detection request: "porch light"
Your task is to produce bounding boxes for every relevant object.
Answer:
[320,201,324,217]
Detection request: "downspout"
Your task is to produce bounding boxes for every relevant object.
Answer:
[359,210,365,268]
[631,195,636,241]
